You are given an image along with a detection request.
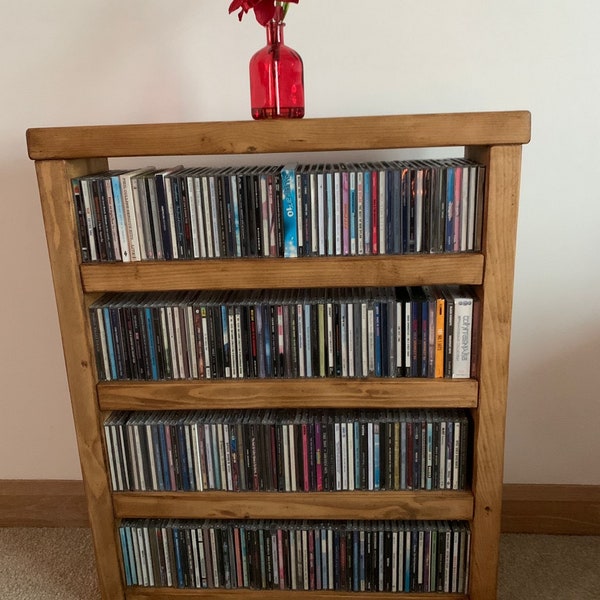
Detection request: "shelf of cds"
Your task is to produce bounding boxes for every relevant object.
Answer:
[105,410,470,493]
[28,111,530,600]
[120,519,472,594]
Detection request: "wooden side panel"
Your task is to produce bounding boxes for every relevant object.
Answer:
[466,145,522,600]
[34,158,125,600]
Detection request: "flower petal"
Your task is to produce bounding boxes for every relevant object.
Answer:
[253,1,277,26]
[228,0,258,20]
[228,0,244,14]
[229,0,300,25]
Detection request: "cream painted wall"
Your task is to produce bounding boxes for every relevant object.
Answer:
[1,0,599,484]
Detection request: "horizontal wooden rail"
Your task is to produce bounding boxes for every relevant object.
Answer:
[27,111,531,160]
[113,490,474,521]
[81,254,484,293]
[98,378,479,411]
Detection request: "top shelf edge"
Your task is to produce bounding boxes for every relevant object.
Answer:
[26,111,531,160]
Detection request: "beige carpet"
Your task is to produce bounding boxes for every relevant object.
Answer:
[0,528,99,599]
[0,528,598,599]
[498,534,600,599]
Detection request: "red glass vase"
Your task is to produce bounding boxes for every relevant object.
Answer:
[249,18,305,120]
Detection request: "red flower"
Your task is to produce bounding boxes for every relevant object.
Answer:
[228,0,299,26]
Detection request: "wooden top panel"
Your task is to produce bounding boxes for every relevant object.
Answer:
[27,111,531,160]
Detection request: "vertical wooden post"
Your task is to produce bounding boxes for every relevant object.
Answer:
[34,158,125,600]
[466,144,523,599]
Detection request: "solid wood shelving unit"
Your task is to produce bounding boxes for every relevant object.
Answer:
[28,111,530,600]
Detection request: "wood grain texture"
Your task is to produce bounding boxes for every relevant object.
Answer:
[34,159,126,599]
[81,254,484,293]
[27,111,531,160]
[5,481,597,535]
[98,378,479,411]
[502,484,600,535]
[113,490,473,521]
[465,145,522,600]
[0,480,88,527]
